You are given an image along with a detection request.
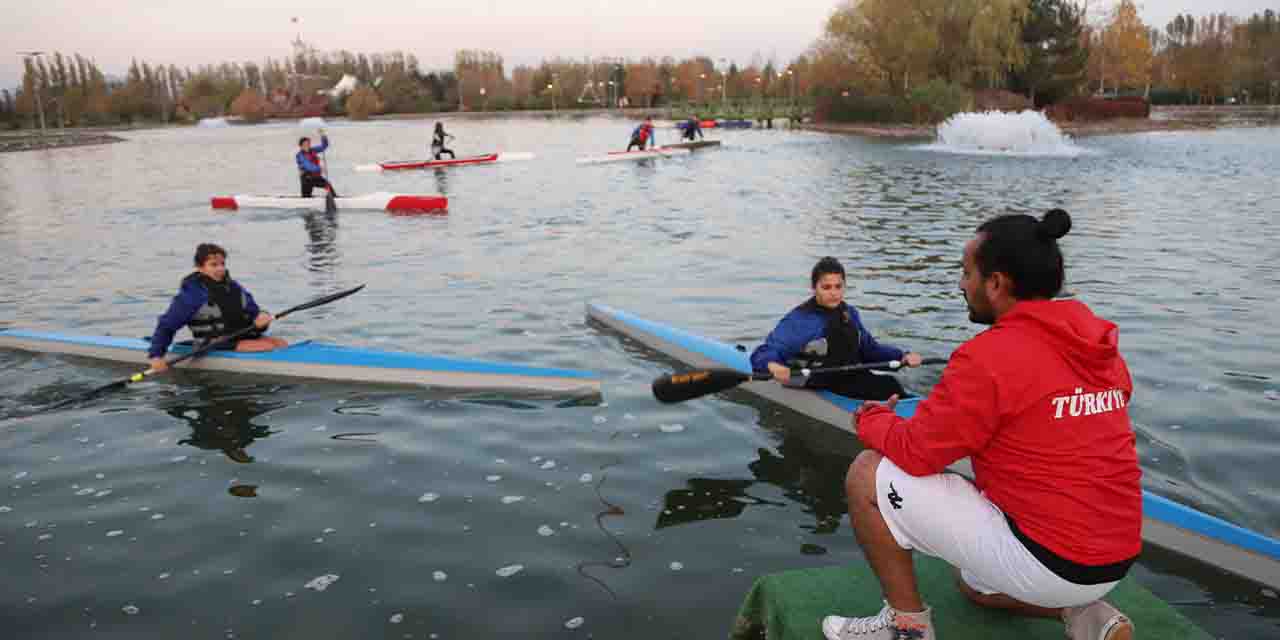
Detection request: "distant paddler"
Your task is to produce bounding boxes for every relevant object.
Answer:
[296,130,338,198]
[431,122,456,160]
[147,243,287,373]
[681,116,705,141]
[627,116,657,151]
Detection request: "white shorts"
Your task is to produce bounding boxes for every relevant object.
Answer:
[875,457,1120,608]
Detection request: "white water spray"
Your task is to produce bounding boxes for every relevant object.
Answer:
[926,110,1088,157]
[196,117,229,128]
[299,117,327,128]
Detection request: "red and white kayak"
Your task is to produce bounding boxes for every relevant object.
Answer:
[354,152,535,172]
[211,192,448,214]
[576,148,691,165]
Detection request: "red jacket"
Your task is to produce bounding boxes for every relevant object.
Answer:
[857,299,1142,566]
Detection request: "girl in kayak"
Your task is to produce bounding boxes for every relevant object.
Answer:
[147,243,287,372]
[750,257,923,401]
[296,132,337,198]
[681,116,704,141]
[431,122,455,160]
[627,117,657,151]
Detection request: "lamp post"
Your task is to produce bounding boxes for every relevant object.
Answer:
[786,68,796,105]
[480,86,487,112]
[698,73,706,104]
[17,50,47,136]
[607,81,614,109]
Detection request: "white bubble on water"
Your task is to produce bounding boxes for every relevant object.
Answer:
[540,460,556,470]
[389,613,404,624]
[38,533,53,541]
[432,571,447,582]
[501,496,525,504]
[565,616,585,629]
[1265,390,1279,401]
[313,425,328,431]
[158,573,170,580]
[1169,424,1183,431]
[624,413,636,420]
[537,525,555,537]
[122,604,139,615]
[323,528,336,534]
[94,490,112,498]
[0,506,11,513]
[659,424,685,433]
[76,488,95,496]
[495,458,507,464]
[14,472,28,480]
[485,475,502,482]
[495,564,524,578]
[418,492,440,503]
[314,538,325,543]
[592,415,607,424]
[304,574,340,591]
[106,530,124,537]
[171,456,188,463]
[669,561,684,571]
[251,599,262,606]
[579,473,593,483]
[531,456,542,463]
[95,473,105,480]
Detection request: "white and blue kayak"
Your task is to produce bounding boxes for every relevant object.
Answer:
[576,147,691,165]
[585,302,1280,590]
[0,329,600,396]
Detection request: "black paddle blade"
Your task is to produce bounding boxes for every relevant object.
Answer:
[652,368,751,404]
[324,191,337,214]
[276,284,366,319]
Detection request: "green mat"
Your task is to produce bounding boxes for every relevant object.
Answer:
[731,555,1211,639]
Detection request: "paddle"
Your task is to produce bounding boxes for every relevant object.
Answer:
[318,128,336,213]
[44,283,366,411]
[651,358,949,404]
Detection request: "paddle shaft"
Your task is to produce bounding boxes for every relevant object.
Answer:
[651,357,949,404]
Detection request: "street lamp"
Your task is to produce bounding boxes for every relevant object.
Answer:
[547,82,556,112]
[480,86,487,112]
[17,50,47,136]
[786,68,796,105]
[698,73,706,103]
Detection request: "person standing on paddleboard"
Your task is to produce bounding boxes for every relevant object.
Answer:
[681,116,704,141]
[296,131,337,198]
[821,209,1140,640]
[431,122,455,160]
[147,244,288,373]
[626,116,657,151]
[750,256,924,401]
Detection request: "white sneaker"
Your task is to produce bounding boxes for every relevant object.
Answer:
[822,601,935,640]
[1063,601,1133,640]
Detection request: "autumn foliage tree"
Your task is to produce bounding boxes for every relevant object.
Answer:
[345,86,384,120]
[1088,0,1154,94]
[230,88,268,122]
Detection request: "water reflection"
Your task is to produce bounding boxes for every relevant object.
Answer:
[433,168,449,195]
[300,209,339,276]
[166,384,283,463]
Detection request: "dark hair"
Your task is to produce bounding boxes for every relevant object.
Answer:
[974,208,1072,299]
[298,137,309,146]
[194,243,227,267]
[810,256,846,288]
[434,122,444,131]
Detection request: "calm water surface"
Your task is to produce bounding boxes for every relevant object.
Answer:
[1,117,1278,637]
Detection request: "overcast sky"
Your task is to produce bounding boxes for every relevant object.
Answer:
[4,1,1277,92]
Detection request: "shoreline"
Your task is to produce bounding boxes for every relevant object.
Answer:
[0,131,128,153]
[797,117,1219,140]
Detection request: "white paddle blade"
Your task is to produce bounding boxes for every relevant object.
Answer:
[353,164,383,173]
[496,152,535,162]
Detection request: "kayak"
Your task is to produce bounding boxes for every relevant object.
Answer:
[661,140,722,151]
[0,329,600,396]
[353,152,535,172]
[585,302,1280,590]
[211,192,447,214]
[576,148,691,165]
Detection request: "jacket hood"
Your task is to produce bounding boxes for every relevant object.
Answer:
[997,299,1128,388]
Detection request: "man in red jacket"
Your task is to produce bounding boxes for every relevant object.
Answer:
[821,209,1141,640]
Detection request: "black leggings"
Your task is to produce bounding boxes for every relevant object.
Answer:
[626,138,647,151]
[300,174,335,198]
[433,146,455,160]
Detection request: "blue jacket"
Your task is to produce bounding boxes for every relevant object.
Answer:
[749,300,905,373]
[148,275,260,358]
[295,136,329,174]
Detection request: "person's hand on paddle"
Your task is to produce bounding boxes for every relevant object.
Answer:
[767,362,791,384]
[149,357,169,373]
[853,394,899,426]
[903,352,923,367]
[254,312,274,330]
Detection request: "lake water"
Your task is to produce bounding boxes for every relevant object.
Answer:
[1,116,1278,637]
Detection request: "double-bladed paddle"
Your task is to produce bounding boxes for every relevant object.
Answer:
[43,283,366,412]
[651,357,950,404]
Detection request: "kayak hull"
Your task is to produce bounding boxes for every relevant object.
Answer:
[0,329,599,396]
[585,302,1280,590]
[661,140,722,151]
[210,192,448,214]
[354,152,535,172]
[576,148,691,165]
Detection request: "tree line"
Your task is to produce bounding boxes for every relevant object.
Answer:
[3,2,1278,129]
